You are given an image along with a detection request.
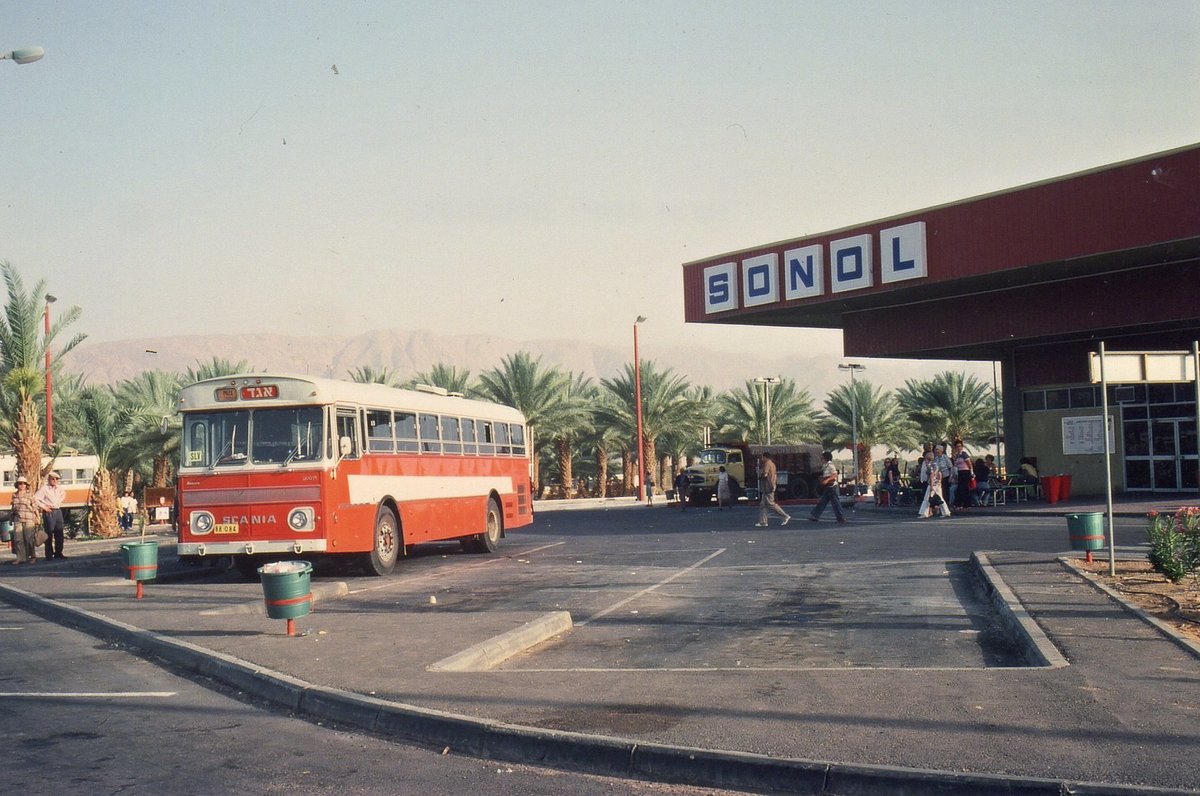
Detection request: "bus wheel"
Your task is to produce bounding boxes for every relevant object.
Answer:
[366,506,400,575]
[463,497,502,554]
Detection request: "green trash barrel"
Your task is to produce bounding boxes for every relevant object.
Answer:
[1066,512,1106,551]
[258,561,314,620]
[1,519,12,543]
[120,541,159,581]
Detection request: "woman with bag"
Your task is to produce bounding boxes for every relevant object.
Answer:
[10,476,40,564]
[918,451,951,518]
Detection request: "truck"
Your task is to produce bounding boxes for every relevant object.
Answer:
[683,442,824,506]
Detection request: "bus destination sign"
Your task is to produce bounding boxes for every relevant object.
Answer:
[241,385,279,400]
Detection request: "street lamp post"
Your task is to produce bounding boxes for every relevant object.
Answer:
[634,316,647,502]
[44,294,57,446]
[1,46,44,65]
[838,363,866,489]
[753,377,780,445]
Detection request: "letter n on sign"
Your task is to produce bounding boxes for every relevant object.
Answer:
[784,245,823,300]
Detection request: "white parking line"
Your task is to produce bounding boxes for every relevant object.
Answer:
[576,548,726,627]
[346,542,566,595]
[0,691,177,698]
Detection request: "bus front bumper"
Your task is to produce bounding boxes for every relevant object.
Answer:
[179,540,329,557]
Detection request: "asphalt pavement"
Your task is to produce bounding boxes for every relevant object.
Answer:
[1,493,1199,795]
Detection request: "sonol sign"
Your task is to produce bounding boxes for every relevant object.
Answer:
[703,221,927,314]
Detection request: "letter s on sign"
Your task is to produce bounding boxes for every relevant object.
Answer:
[703,262,739,314]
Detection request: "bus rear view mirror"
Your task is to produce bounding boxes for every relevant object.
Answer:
[339,436,353,457]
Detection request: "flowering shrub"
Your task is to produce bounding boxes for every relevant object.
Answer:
[1146,506,1200,583]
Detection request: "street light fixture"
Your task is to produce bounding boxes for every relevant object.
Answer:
[838,363,866,489]
[634,316,647,503]
[44,294,57,446]
[2,46,45,65]
[752,377,780,445]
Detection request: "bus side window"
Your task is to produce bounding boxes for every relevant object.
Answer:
[461,416,477,455]
[477,420,495,456]
[366,409,393,453]
[395,411,419,452]
[188,422,209,467]
[336,409,361,460]
[495,422,511,455]
[419,413,442,454]
[509,424,526,456]
[441,416,462,454]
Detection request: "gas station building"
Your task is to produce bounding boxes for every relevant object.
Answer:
[681,142,1200,497]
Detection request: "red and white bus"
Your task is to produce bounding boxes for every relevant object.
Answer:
[176,374,533,577]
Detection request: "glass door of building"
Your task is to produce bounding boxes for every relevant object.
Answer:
[1124,418,1197,492]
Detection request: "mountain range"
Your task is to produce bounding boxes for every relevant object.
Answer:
[60,328,995,401]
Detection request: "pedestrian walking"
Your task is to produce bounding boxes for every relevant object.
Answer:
[674,469,690,512]
[755,452,791,527]
[9,476,40,565]
[809,451,846,524]
[716,466,732,510]
[34,471,67,559]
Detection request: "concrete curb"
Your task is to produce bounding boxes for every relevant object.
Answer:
[428,611,573,671]
[971,552,1070,668]
[0,580,1191,795]
[1059,557,1200,660]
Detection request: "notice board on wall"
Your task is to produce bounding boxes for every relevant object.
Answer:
[1062,415,1114,455]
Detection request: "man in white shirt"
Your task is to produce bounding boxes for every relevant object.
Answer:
[34,471,67,559]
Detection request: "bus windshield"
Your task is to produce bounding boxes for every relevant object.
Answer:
[182,407,325,468]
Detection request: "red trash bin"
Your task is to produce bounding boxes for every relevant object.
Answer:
[1059,474,1071,501]
[1042,474,1062,504]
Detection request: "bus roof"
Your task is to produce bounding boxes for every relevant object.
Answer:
[177,373,525,423]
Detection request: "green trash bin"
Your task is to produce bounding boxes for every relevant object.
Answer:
[1066,512,1106,555]
[258,561,314,621]
[120,540,159,581]
[1,519,12,544]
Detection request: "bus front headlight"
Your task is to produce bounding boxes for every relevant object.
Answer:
[191,511,214,535]
[287,507,315,532]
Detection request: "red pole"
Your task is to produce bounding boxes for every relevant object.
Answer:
[286,617,296,637]
[44,299,53,446]
[634,318,645,503]
[136,581,144,600]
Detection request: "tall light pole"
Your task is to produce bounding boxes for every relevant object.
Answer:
[838,363,866,489]
[1,46,44,65]
[634,316,647,502]
[44,294,57,446]
[753,376,780,445]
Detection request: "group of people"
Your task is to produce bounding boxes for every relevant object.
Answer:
[8,477,140,564]
[755,449,846,527]
[909,441,1001,519]
[8,471,67,564]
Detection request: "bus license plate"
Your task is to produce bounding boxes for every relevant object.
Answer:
[213,523,239,534]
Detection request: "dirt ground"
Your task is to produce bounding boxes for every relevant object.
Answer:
[1071,557,1200,645]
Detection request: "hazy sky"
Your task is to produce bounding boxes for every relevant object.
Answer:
[2,1,1197,361]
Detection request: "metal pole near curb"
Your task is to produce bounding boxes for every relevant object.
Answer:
[1099,342,1116,577]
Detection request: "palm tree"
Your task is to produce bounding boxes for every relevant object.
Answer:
[474,352,574,492]
[598,362,705,496]
[822,379,919,487]
[113,369,183,488]
[404,363,473,394]
[348,365,400,386]
[896,371,996,447]
[715,378,822,444]
[182,357,250,384]
[541,374,594,498]
[71,386,132,538]
[0,262,87,489]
